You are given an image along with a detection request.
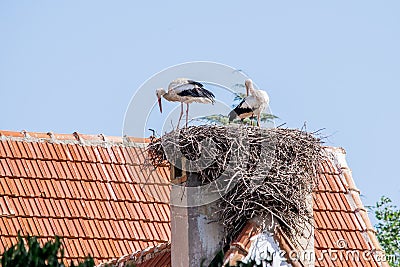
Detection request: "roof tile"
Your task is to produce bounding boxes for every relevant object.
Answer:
[30,142,43,159]
[0,158,13,177]
[41,142,54,160]
[23,142,36,158]
[16,141,28,159]
[0,142,8,158]
[8,140,22,158]
[0,176,11,195]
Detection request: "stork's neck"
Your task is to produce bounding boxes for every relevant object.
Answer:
[248,84,256,95]
[162,91,176,102]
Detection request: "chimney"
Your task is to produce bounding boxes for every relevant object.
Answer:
[170,160,225,267]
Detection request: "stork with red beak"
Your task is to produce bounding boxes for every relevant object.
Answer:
[156,78,215,128]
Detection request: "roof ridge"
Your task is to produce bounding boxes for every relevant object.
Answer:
[0,130,149,147]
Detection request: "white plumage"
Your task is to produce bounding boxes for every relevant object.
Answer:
[156,78,215,128]
[228,79,270,126]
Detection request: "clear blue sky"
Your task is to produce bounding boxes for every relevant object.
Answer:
[1,1,399,210]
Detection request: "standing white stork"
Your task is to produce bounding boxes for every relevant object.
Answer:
[228,79,270,126]
[156,78,215,128]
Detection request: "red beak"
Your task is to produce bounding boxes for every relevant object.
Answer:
[246,86,249,96]
[158,98,162,113]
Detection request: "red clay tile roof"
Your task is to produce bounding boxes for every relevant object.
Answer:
[0,130,170,265]
[313,147,388,267]
[0,131,387,266]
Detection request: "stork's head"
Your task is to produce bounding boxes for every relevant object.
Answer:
[155,88,166,113]
[245,79,253,96]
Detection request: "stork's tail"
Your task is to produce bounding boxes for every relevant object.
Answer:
[228,110,237,122]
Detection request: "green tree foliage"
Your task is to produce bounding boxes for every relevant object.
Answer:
[1,234,94,267]
[197,113,278,126]
[370,196,400,266]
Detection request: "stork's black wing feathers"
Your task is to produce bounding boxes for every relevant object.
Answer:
[198,87,216,101]
[187,80,204,88]
[177,86,215,103]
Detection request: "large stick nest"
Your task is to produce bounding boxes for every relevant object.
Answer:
[147,125,324,243]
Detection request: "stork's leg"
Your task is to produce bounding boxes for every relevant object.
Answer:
[177,103,184,129]
[257,115,260,127]
[185,103,189,128]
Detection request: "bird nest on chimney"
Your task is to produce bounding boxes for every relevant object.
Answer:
[147,125,324,244]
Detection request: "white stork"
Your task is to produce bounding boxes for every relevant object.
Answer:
[156,78,215,128]
[228,79,270,126]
